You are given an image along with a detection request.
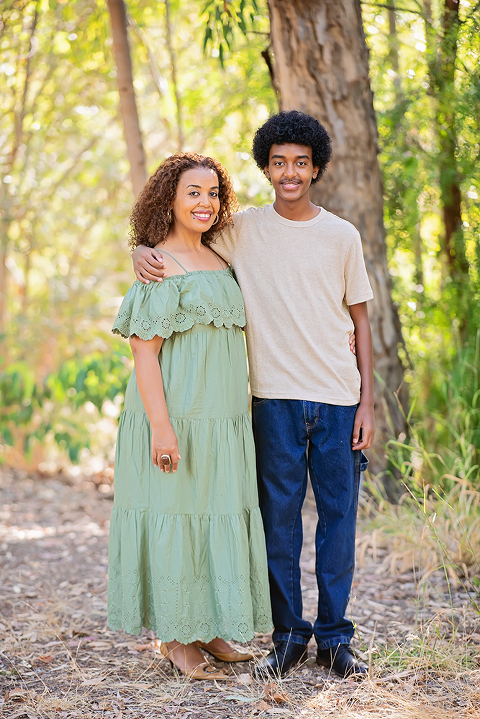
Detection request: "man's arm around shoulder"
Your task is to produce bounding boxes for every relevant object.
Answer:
[132,245,166,284]
[130,209,250,284]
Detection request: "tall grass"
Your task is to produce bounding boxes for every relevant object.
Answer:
[396,330,480,489]
[359,476,480,590]
[360,333,480,592]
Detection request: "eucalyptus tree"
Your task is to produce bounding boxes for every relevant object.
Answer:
[204,0,407,467]
[0,0,131,364]
[424,0,466,280]
[107,0,147,196]
[0,0,277,466]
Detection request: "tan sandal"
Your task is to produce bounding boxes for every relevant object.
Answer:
[160,642,230,680]
[197,640,254,662]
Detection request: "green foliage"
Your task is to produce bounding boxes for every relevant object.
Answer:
[0,351,131,463]
[0,0,276,468]
[363,2,480,479]
[1,0,479,478]
[201,0,262,66]
[384,334,480,490]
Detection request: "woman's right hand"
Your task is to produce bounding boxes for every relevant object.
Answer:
[151,424,181,473]
[133,246,166,284]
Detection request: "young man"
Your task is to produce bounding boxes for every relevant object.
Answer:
[132,111,375,678]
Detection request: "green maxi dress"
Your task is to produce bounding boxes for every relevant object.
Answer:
[107,263,272,644]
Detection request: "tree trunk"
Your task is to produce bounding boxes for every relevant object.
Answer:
[0,5,38,335]
[388,7,401,99]
[425,0,467,279]
[0,242,8,336]
[107,0,147,197]
[437,0,466,277]
[267,0,406,472]
[164,0,185,152]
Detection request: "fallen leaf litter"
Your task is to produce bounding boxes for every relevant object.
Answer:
[1,467,479,718]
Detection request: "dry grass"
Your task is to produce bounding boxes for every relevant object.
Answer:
[3,630,480,719]
[1,467,480,718]
[358,476,480,592]
[301,672,480,718]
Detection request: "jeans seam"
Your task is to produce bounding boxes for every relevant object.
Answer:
[350,452,361,596]
[252,397,269,407]
[304,400,319,431]
[308,459,331,624]
[289,487,303,620]
[354,453,360,512]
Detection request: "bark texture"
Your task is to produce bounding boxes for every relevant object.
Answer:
[425,0,466,277]
[0,5,39,335]
[107,0,147,197]
[164,0,185,151]
[267,0,406,470]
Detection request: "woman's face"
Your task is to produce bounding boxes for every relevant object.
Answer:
[171,167,221,233]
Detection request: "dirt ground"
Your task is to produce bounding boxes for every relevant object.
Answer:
[1,467,479,718]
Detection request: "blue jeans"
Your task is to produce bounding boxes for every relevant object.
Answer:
[251,398,368,650]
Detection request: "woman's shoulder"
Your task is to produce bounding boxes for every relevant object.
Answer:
[158,246,228,276]
[159,250,188,277]
[112,278,181,340]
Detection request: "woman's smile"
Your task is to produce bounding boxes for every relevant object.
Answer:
[192,210,213,222]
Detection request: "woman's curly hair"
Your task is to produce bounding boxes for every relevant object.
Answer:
[252,111,332,184]
[128,153,239,250]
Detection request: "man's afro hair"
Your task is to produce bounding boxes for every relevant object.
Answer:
[252,110,332,184]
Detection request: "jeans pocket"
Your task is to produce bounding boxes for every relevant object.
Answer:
[359,452,368,473]
[251,396,270,407]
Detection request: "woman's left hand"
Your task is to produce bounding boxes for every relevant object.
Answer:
[151,423,181,473]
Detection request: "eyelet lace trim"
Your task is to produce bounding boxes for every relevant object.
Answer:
[113,302,245,340]
[107,564,272,643]
[107,507,272,643]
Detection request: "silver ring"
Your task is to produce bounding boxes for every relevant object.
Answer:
[160,454,171,465]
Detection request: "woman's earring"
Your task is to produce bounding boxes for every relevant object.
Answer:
[168,210,173,223]
[212,214,219,225]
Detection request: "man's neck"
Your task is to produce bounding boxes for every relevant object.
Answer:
[273,196,320,222]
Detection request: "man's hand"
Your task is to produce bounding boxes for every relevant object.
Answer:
[133,245,166,283]
[352,402,375,450]
[348,302,374,450]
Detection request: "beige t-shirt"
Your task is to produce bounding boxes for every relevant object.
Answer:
[215,203,373,406]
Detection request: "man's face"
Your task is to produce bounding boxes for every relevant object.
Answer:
[264,143,319,202]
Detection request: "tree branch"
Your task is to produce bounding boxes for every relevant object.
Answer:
[360,1,423,14]
[9,4,39,171]
[11,119,117,225]
[164,0,184,151]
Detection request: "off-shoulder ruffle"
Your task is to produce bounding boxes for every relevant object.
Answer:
[112,269,246,340]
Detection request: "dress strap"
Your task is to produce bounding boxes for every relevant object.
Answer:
[210,249,227,269]
[160,250,189,273]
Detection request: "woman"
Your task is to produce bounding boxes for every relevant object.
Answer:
[107,153,272,680]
